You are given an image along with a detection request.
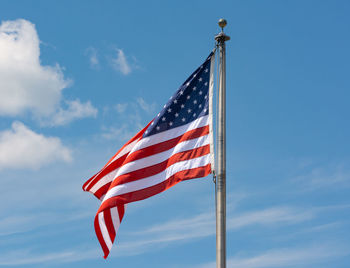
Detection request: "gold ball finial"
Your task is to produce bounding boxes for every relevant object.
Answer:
[218,18,227,31]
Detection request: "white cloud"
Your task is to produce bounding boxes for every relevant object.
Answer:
[0,121,72,170]
[85,47,99,69]
[0,19,98,126]
[0,19,70,117]
[44,99,98,126]
[111,48,132,75]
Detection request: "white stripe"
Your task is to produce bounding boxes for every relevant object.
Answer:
[87,139,140,193]
[131,115,209,153]
[110,206,121,233]
[115,134,210,178]
[87,116,208,193]
[90,119,210,194]
[83,170,103,191]
[109,139,140,163]
[91,135,209,194]
[98,212,113,250]
[89,167,120,194]
[208,52,216,172]
[102,154,210,202]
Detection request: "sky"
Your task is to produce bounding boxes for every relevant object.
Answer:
[0,0,349,267]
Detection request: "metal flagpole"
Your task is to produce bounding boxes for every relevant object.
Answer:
[215,19,230,268]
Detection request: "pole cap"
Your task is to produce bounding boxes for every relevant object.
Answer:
[218,19,227,31]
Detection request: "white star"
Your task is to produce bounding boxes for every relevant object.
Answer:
[156,126,160,130]
[187,95,191,99]
[163,104,166,108]
[175,113,179,117]
[173,99,178,104]
[157,113,160,117]
[204,108,207,113]
[193,86,197,91]
[204,82,208,86]
[180,90,184,95]
[199,91,203,95]
[193,100,197,104]
[162,117,166,121]
[169,96,173,100]
[167,108,172,113]
[151,121,154,125]
[145,130,148,133]
[199,77,203,82]
[193,74,197,78]
[205,68,208,73]
[205,95,208,99]
[169,122,173,126]
[186,82,190,86]
[187,108,192,113]
[199,104,202,108]
[181,104,185,108]
[200,65,203,69]
[182,118,186,122]
[193,113,196,117]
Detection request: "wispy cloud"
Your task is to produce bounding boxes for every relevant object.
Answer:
[0,121,72,170]
[0,247,99,266]
[136,97,156,114]
[101,97,156,142]
[115,103,128,114]
[113,206,315,257]
[291,164,350,191]
[110,48,134,75]
[84,47,99,69]
[43,99,98,126]
[196,244,350,268]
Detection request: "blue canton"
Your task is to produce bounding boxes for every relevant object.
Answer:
[144,53,213,138]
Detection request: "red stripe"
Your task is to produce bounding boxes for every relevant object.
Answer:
[94,183,112,200]
[85,153,127,192]
[125,125,209,164]
[112,144,210,187]
[94,214,110,259]
[103,122,151,168]
[85,124,208,195]
[117,205,125,223]
[103,209,116,241]
[98,164,211,213]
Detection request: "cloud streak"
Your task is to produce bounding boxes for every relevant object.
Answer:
[197,244,350,268]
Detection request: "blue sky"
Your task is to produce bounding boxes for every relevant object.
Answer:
[0,0,349,267]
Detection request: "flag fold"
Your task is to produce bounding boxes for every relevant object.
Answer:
[83,52,215,258]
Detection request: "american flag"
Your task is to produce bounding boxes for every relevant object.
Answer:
[83,52,215,258]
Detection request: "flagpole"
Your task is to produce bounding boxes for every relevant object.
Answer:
[215,19,230,268]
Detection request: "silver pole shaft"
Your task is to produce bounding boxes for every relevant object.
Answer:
[215,19,230,268]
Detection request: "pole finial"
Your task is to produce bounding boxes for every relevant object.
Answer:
[218,18,227,32]
[215,19,230,42]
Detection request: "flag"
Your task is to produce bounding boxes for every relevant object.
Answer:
[83,52,215,258]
